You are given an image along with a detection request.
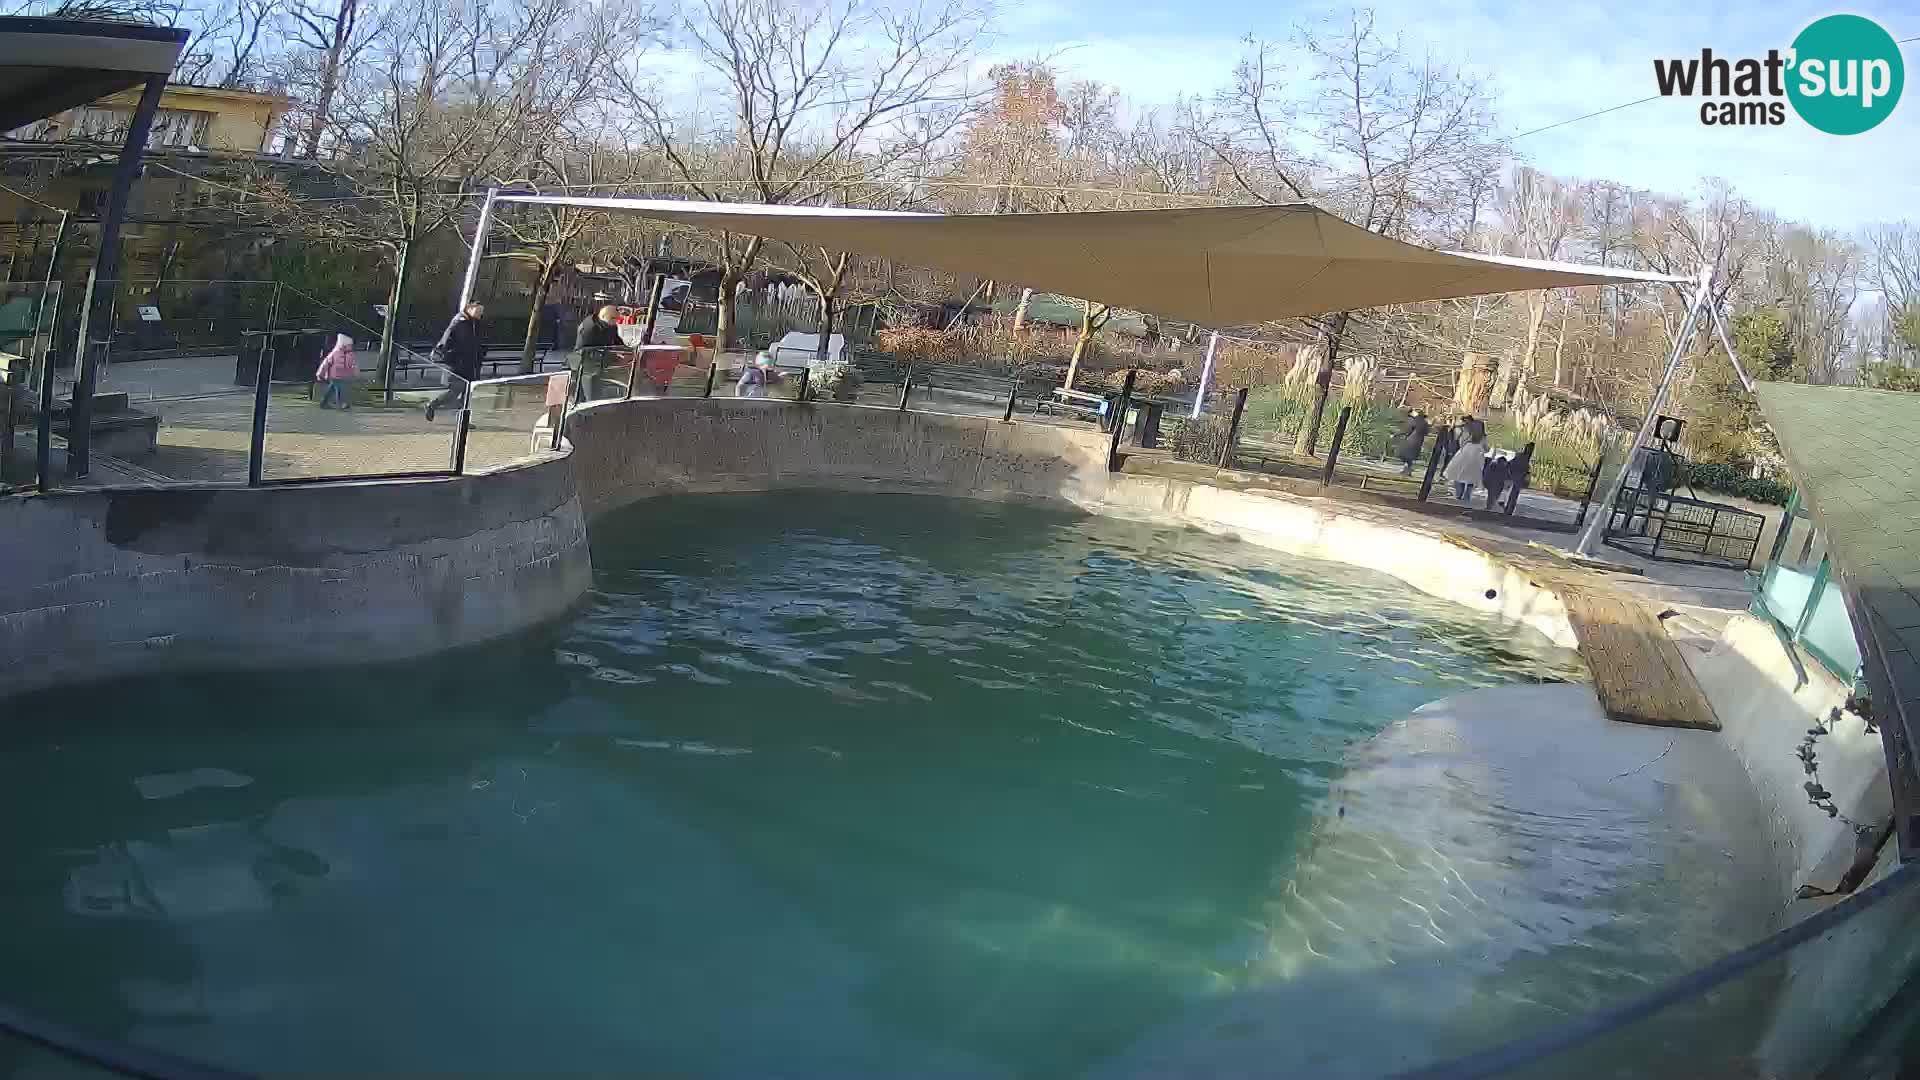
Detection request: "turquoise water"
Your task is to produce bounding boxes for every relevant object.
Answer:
[0,492,1609,1076]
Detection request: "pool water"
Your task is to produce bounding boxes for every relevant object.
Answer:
[0,492,1719,1078]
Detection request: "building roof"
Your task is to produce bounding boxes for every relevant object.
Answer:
[0,17,187,133]
[1753,381,1920,847]
[496,195,1690,329]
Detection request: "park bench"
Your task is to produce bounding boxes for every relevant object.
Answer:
[1036,386,1109,422]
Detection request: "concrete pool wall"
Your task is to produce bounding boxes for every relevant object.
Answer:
[565,397,1576,648]
[0,452,589,701]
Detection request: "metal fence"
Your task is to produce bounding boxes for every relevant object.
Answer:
[1603,486,1768,570]
[1090,372,1615,533]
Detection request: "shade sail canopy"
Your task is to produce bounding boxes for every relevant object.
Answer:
[0,17,187,133]
[500,195,1688,327]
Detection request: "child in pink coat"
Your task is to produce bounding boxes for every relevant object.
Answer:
[315,333,357,409]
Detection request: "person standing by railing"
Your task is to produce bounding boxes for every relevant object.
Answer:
[573,304,622,404]
[424,301,485,422]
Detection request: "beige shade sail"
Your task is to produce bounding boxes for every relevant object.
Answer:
[499,195,1688,326]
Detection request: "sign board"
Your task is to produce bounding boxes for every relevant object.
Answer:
[137,305,161,322]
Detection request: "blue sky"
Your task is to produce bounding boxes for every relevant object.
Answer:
[990,0,1920,230]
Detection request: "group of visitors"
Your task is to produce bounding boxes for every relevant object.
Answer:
[1391,408,1530,511]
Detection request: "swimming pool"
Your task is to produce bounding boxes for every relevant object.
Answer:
[0,492,1782,1077]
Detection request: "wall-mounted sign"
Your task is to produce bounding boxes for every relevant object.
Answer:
[137,306,161,322]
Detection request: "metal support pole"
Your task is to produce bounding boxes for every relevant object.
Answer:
[1574,449,1607,527]
[628,273,667,402]
[1191,330,1220,419]
[1217,387,1248,469]
[703,361,717,398]
[247,283,282,486]
[796,367,810,402]
[455,188,500,313]
[1419,427,1450,502]
[70,74,167,478]
[1575,266,1713,557]
[898,370,913,410]
[34,210,68,492]
[1003,379,1018,422]
[1321,405,1352,487]
[1107,368,1137,472]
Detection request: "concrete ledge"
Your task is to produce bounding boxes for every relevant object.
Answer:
[0,452,591,700]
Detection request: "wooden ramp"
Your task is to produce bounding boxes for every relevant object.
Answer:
[1551,580,1721,731]
[1437,531,1720,731]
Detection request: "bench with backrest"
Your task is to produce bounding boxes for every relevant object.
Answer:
[1036,386,1109,422]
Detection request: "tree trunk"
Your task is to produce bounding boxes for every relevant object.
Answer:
[301,0,356,157]
[1550,293,1571,389]
[377,237,413,386]
[815,294,836,363]
[520,258,557,374]
[1063,302,1104,389]
[1295,311,1349,455]
[1011,287,1033,333]
[716,267,740,352]
[1495,291,1549,407]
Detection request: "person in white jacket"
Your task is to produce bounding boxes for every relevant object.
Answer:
[1442,427,1488,502]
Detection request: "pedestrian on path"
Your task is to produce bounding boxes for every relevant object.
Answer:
[425,301,486,422]
[735,352,781,398]
[315,333,357,409]
[1394,409,1430,475]
[1443,427,1487,502]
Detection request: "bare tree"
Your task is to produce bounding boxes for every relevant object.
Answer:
[614,0,989,351]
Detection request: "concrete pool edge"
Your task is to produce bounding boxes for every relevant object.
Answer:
[0,451,590,701]
[565,397,1579,649]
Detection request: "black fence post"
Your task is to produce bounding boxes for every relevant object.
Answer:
[1502,441,1535,517]
[1003,379,1018,421]
[1419,426,1450,502]
[898,369,913,410]
[1106,368,1137,472]
[795,367,810,402]
[451,401,472,473]
[247,283,281,486]
[703,361,717,398]
[1575,448,1607,527]
[1217,387,1248,469]
[1320,405,1352,487]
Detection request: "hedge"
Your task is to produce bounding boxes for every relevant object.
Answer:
[1680,462,1792,506]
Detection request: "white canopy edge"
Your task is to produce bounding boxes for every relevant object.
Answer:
[489,194,1690,327]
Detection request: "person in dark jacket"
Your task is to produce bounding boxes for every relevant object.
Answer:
[572,304,623,403]
[1482,452,1511,510]
[424,301,486,421]
[1393,409,1430,475]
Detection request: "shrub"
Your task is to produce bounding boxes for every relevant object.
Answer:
[1681,462,1791,505]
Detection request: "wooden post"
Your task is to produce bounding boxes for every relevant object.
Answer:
[1003,379,1018,421]
[1321,405,1352,487]
[898,369,913,410]
[795,367,810,402]
[1217,387,1248,469]
[703,361,717,397]
[1419,426,1451,502]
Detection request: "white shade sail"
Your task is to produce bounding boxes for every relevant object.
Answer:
[498,195,1688,326]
